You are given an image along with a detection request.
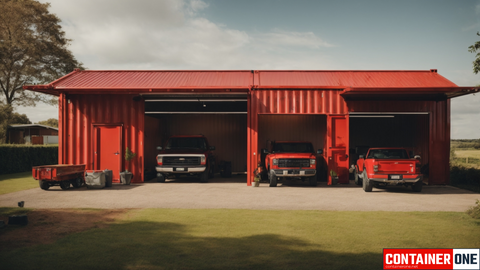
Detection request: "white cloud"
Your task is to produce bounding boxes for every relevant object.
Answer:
[258,29,334,49]
[19,1,477,140]
[187,0,209,15]
[40,0,337,70]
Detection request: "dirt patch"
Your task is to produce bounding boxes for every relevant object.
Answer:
[0,209,130,251]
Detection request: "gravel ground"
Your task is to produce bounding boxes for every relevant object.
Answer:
[0,175,478,211]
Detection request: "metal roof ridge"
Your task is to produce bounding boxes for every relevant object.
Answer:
[254,70,439,72]
[74,69,254,72]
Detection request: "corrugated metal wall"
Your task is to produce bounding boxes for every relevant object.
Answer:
[59,94,144,182]
[347,100,450,185]
[252,90,347,114]
[151,114,247,173]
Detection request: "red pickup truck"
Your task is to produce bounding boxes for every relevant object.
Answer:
[156,135,215,183]
[355,148,423,192]
[262,141,323,187]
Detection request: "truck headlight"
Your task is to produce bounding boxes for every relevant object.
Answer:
[373,165,378,172]
[157,156,163,165]
[273,159,278,165]
[310,159,316,165]
[201,155,206,165]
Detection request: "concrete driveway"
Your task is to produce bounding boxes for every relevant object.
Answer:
[0,175,478,211]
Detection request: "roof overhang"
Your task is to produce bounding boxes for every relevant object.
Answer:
[22,86,251,96]
[340,87,480,101]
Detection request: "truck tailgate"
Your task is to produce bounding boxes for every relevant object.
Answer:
[377,160,415,174]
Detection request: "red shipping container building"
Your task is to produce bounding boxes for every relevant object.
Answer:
[24,69,478,186]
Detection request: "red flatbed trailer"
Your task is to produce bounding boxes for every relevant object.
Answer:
[32,164,86,190]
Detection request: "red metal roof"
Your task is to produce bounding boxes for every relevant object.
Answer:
[24,69,479,98]
[50,70,253,89]
[254,70,458,88]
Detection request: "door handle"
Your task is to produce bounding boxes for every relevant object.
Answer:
[114,152,119,155]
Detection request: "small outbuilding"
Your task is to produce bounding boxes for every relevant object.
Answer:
[7,124,58,145]
[24,69,479,185]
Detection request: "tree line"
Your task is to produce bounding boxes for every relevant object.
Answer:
[1,0,479,144]
[0,0,81,143]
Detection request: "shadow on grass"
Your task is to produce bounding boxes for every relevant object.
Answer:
[0,220,382,270]
[0,172,32,181]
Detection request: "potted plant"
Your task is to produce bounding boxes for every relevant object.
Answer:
[330,170,339,185]
[120,147,136,185]
[253,175,260,187]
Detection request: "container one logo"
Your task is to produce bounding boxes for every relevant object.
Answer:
[383,249,479,270]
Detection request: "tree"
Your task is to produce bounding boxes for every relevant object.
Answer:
[468,32,480,74]
[0,0,82,107]
[37,118,58,128]
[0,103,31,142]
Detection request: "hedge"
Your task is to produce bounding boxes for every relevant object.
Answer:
[0,145,58,175]
[450,165,480,193]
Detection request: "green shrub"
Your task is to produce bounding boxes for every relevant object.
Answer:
[467,200,480,219]
[450,165,480,193]
[0,145,58,175]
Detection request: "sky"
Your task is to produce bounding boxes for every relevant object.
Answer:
[16,0,480,139]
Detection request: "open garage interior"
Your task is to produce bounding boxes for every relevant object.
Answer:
[143,96,248,180]
[258,115,327,152]
[258,114,328,179]
[349,113,430,181]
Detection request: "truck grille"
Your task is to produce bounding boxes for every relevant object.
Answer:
[278,159,310,168]
[163,157,201,166]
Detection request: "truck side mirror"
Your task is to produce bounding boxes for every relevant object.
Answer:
[209,146,215,150]
[317,149,323,154]
[262,148,269,154]
[156,146,162,150]
[359,155,364,159]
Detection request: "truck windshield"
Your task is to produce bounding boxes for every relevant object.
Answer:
[366,149,409,159]
[273,143,313,153]
[166,137,207,150]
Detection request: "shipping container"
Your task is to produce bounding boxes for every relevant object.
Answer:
[24,69,478,186]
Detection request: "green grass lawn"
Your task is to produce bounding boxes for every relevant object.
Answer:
[0,171,38,195]
[1,209,479,270]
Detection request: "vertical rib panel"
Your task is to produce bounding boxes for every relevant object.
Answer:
[64,94,145,182]
[252,90,347,115]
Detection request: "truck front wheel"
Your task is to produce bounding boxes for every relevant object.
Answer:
[157,173,165,183]
[200,165,209,183]
[308,176,317,187]
[362,171,373,192]
[269,172,277,187]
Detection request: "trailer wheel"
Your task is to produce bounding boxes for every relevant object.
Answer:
[39,180,50,190]
[308,176,317,187]
[362,171,373,192]
[269,172,277,187]
[71,177,83,188]
[60,181,70,190]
